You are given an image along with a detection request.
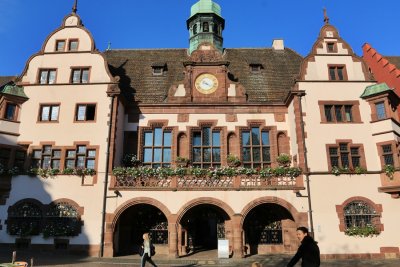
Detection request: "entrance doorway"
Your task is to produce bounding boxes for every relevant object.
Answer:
[179,204,230,255]
[243,203,294,255]
[113,204,168,256]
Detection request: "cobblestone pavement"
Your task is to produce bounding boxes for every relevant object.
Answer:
[2,252,400,267]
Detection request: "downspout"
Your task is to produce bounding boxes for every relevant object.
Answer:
[99,94,115,257]
[297,93,315,236]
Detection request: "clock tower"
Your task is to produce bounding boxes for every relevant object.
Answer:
[187,0,225,54]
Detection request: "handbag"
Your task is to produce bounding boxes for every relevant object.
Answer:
[139,245,144,256]
[150,244,156,256]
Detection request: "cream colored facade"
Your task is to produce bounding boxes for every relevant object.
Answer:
[0,3,399,261]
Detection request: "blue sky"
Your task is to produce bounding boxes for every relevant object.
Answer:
[1,0,399,76]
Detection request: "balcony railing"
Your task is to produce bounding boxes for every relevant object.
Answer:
[112,174,302,191]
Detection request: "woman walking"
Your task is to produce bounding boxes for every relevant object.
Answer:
[141,233,158,267]
[287,227,320,267]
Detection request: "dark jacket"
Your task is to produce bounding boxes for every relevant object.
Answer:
[287,236,320,267]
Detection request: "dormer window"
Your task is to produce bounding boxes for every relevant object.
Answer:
[375,102,386,120]
[152,63,167,76]
[55,40,66,52]
[250,63,263,72]
[203,22,209,32]
[4,103,17,121]
[68,39,79,51]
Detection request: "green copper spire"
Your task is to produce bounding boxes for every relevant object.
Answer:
[190,0,221,17]
[187,0,225,54]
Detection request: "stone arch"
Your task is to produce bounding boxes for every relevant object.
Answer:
[176,197,235,224]
[240,196,307,228]
[177,132,188,159]
[277,131,290,156]
[227,131,237,157]
[110,197,172,231]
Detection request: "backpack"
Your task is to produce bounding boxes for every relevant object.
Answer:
[150,244,156,256]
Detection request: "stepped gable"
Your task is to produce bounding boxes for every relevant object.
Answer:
[105,47,302,104]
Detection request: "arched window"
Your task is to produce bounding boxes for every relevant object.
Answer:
[43,202,82,237]
[344,201,376,229]
[203,22,209,32]
[193,24,198,35]
[7,200,42,236]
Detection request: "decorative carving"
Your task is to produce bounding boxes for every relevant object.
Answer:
[190,48,223,63]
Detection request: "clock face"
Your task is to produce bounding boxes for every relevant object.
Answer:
[195,74,218,94]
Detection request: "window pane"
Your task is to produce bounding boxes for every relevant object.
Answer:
[86,159,95,169]
[335,106,343,122]
[82,70,89,83]
[384,154,394,165]
[163,148,171,163]
[329,67,336,80]
[324,105,333,122]
[40,71,48,84]
[33,150,42,158]
[5,104,16,120]
[154,128,162,146]
[86,105,95,121]
[376,102,386,120]
[242,148,251,162]
[41,106,50,121]
[262,147,271,162]
[345,106,353,122]
[48,71,56,84]
[72,70,80,83]
[330,156,339,167]
[43,145,52,154]
[69,41,78,51]
[67,150,76,158]
[242,131,250,146]
[52,150,61,158]
[352,157,360,167]
[77,146,86,154]
[203,148,211,162]
[144,148,152,163]
[50,106,59,121]
[261,132,269,145]
[382,145,392,154]
[341,153,349,167]
[56,41,65,51]
[153,148,162,162]
[203,127,211,146]
[193,148,201,162]
[42,156,51,168]
[337,68,344,80]
[144,132,153,146]
[77,105,86,121]
[212,148,221,162]
[212,132,220,146]
[163,132,171,146]
[52,160,60,169]
[76,156,85,168]
[87,150,96,157]
[193,132,201,146]
[253,147,261,162]
[66,159,75,168]
[251,128,260,145]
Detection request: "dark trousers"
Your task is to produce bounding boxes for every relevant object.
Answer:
[141,253,157,267]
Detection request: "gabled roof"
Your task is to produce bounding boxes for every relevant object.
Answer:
[360,83,393,99]
[104,48,302,104]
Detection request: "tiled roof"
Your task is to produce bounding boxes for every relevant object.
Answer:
[385,56,400,69]
[104,48,302,104]
[0,76,15,87]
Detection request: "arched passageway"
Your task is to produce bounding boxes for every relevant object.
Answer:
[113,204,168,256]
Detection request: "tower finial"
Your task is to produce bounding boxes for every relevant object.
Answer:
[72,0,78,14]
[323,8,330,24]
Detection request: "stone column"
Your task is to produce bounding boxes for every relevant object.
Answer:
[168,215,178,258]
[232,214,244,258]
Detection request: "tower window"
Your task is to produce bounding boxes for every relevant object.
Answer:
[193,24,198,35]
[203,22,209,32]
[213,24,218,34]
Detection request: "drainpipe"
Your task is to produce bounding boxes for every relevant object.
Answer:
[99,95,115,257]
[297,93,315,236]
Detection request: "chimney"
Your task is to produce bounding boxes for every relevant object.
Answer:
[272,39,284,50]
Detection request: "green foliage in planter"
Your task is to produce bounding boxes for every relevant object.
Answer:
[175,167,188,177]
[227,154,241,167]
[272,166,286,176]
[191,167,208,178]
[286,167,302,178]
[42,220,80,238]
[383,164,395,179]
[122,154,141,167]
[276,153,291,166]
[62,168,74,175]
[259,167,273,178]
[7,220,41,237]
[345,225,380,237]
[354,166,367,175]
